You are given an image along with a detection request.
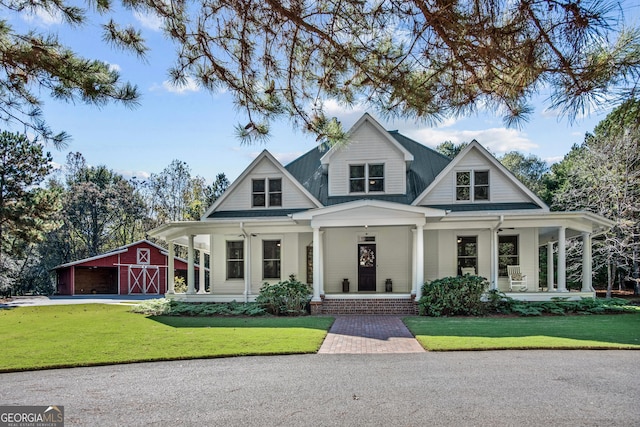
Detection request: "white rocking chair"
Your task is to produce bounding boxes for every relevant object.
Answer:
[461,267,476,276]
[507,265,527,292]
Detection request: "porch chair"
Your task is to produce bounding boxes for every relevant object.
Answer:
[507,265,527,292]
[461,267,476,276]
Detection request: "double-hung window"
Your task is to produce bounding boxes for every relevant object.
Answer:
[349,164,384,193]
[498,235,519,277]
[263,240,281,279]
[456,170,489,201]
[252,178,282,207]
[226,241,244,279]
[457,236,477,275]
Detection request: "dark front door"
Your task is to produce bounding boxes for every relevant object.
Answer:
[358,244,376,291]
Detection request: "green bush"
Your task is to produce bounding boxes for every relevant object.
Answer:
[418,275,490,316]
[131,299,266,316]
[505,297,634,316]
[256,274,312,316]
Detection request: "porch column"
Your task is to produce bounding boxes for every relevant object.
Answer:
[209,234,215,295]
[415,224,424,300]
[187,235,196,294]
[546,242,555,292]
[411,229,417,296]
[312,226,321,302]
[244,234,252,302]
[319,230,325,296]
[198,249,206,294]
[582,232,593,292]
[557,227,567,292]
[491,229,499,290]
[166,241,175,294]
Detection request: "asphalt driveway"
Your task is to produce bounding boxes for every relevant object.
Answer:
[1,351,638,426]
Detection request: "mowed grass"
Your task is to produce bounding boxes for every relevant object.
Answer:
[404,313,640,351]
[0,304,334,372]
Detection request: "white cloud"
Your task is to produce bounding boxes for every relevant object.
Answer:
[403,126,538,154]
[22,7,64,26]
[544,155,564,165]
[106,62,121,72]
[156,77,200,94]
[117,169,151,181]
[133,10,163,31]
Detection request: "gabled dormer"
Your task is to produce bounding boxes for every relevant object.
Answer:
[320,113,414,197]
[202,150,321,219]
[412,140,549,211]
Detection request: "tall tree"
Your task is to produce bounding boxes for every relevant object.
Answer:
[0,8,142,145]
[128,0,640,143]
[0,131,60,295]
[435,141,468,159]
[550,99,640,295]
[498,151,549,197]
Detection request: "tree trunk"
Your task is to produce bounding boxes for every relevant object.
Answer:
[606,260,613,299]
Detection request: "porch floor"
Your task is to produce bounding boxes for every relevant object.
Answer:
[318,315,425,354]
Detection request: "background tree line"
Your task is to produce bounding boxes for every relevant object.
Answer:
[0,145,229,296]
[1,101,638,297]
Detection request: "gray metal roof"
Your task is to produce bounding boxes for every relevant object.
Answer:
[284,131,451,206]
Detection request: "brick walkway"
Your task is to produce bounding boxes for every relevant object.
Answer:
[318,315,425,354]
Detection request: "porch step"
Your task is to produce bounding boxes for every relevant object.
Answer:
[318,298,418,315]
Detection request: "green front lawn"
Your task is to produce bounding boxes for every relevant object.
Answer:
[404,313,640,351]
[0,304,334,372]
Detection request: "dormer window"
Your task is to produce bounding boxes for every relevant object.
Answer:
[350,164,384,193]
[456,170,489,201]
[252,178,282,207]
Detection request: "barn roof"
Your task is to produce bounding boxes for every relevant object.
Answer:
[51,239,184,270]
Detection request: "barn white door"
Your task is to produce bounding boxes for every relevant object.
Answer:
[128,266,160,294]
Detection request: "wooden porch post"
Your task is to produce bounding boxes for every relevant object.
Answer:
[319,230,325,296]
[546,242,554,292]
[209,234,215,295]
[312,226,322,302]
[582,232,593,292]
[187,235,196,294]
[557,227,567,292]
[415,224,424,300]
[198,249,206,294]
[411,228,417,296]
[167,241,175,294]
[244,234,252,302]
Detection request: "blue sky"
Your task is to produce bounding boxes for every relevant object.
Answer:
[7,2,640,183]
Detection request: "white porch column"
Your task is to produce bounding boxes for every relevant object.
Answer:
[490,229,499,290]
[166,241,175,294]
[319,231,325,296]
[411,229,418,296]
[415,224,424,300]
[198,249,206,294]
[582,232,593,292]
[557,227,567,292]
[187,235,196,294]
[209,234,215,295]
[244,234,252,302]
[312,226,321,302]
[547,242,555,292]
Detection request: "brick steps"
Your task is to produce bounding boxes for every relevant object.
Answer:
[317,298,418,315]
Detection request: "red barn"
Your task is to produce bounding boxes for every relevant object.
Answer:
[53,240,197,295]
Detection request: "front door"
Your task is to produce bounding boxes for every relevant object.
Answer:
[358,244,376,291]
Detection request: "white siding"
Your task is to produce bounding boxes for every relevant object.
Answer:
[416,147,532,205]
[215,157,317,211]
[211,234,245,294]
[327,122,406,196]
[323,226,412,293]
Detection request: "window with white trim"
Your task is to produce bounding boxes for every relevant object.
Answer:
[498,235,519,277]
[263,240,281,279]
[252,178,282,207]
[349,163,384,193]
[226,241,244,279]
[456,170,489,201]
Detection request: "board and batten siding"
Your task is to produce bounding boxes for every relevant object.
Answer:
[416,147,532,205]
[215,157,317,211]
[327,122,407,197]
